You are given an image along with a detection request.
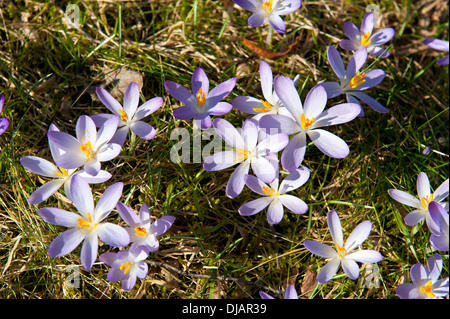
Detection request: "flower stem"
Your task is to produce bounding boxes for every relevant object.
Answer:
[266,25,273,49]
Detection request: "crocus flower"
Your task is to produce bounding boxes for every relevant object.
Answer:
[164,67,236,130]
[388,172,449,228]
[20,124,112,204]
[0,94,9,137]
[340,12,395,57]
[321,46,388,116]
[232,61,295,120]
[47,115,121,176]
[259,78,361,172]
[116,202,175,252]
[259,284,298,299]
[396,253,449,299]
[428,201,449,252]
[100,246,149,291]
[203,118,288,198]
[90,82,162,146]
[304,210,383,284]
[239,153,309,224]
[38,175,130,270]
[232,0,302,33]
[424,38,449,65]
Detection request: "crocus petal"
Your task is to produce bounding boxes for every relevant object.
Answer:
[80,232,98,271]
[164,81,193,105]
[70,175,95,216]
[433,179,449,203]
[355,69,385,91]
[191,67,209,97]
[134,97,163,121]
[430,234,449,252]
[117,201,140,227]
[340,39,359,51]
[232,96,262,114]
[83,159,101,177]
[173,105,197,120]
[38,207,81,228]
[284,285,298,299]
[346,48,368,79]
[96,87,123,115]
[47,131,81,153]
[134,260,149,279]
[396,283,420,299]
[252,156,277,184]
[233,0,257,11]
[76,170,112,184]
[0,95,4,113]
[344,220,372,252]
[437,55,449,65]
[416,172,431,199]
[206,78,236,107]
[278,195,308,215]
[279,166,310,194]
[346,250,383,264]
[99,251,117,266]
[432,278,449,297]
[226,161,250,198]
[313,103,360,128]
[327,46,346,79]
[208,102,233,116]
[327,210,344,247]
[47,228,85,257]
[268,15,286,34]
[151,216,176,236]
[275,0,302,15]
[410,263,427,285]
[107,264,127,283]
[424,38,449,52]
[320,81,343,99]
[404,209,426,226]
[427,253,443,282]
[248,12,266,28]
[95,143,122,162]
[95,182,123,221]
[90,113,115,128]
[259,61,274,102]
[350,91,390,113]
[429,201,449,233]
[281,132,307,172]
[0,118,9,135]
[97,222,130,247]
[130,121,156,140]
[123,82,140,116]
[239,197,272,216]
[370,28,395,46]
[341,258,360,280]
[258,114,300,135]
[76,115,98,146]
[241,119,259,152]
[360,12,374,35]
[267,198,284,224]
[388,189,421,208]
[316,258,341,284]
[368,46,390,57]
[303,84,328,119]
[307,129,350,159]
[244,174,268,196]
[95,116,120,147]
[344,21,360,41]
[55,152,87,170]
[274,75,303,123]
[259,291,274,299]
[28,180,64,204]
[203,151,241,171]
[20,156,59,178]
[304,240,338,259]
[212,118,245,149]
[110,126,128,146]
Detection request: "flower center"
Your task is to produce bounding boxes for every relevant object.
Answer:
[234,148,250,162]
[134,226,147,237]
[253,100,273,113]
[348,71,366,89]
[300,113,314,129]
[360,32,372,46]
[119,109,129,122]
[80,141,94,161]
[55,167,69,178]
[77,212,98,232]
[420,281,436,298]
[120,261,132,275]
[420,194,434,209]
[196,88,206,107]
[335,244,347,258]
[263,0,273,13]
[262,186,279,197]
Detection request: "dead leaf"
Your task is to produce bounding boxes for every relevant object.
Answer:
[300,268,317,297]
[101,67,143,100]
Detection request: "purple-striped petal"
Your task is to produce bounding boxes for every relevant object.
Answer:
[396,283,420,299]
[95,182,123,221]
[232,96,262,114]
[151,216,176,236]
[0,118,9,135]
[226,161,250,198]
[259,61,274,102]
[341,258,360,280]
[268,14,286,34]
[117,201,140,227]
[28,180,64,204]
[239,197,272,216]
[281,132,307,172]
[316,258,340,284]
[173,105,197,120]
[48,228,86,257]
[369,46,390,57]
[344,21,360,41]
[95,115,119,147]
[206,78,236,107]
[284,284,298,299]
[76,115,98,146]
[346,48,368,79]
[278,194,308,215]
[130,121,156,140]
[327,46,346,79]
[344,220,372,252]
[251,156,276,184]
[307,129,350,158]
[370,28,395,46]
[258,114,300,135]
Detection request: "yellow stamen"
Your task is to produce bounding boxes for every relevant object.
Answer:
[300,113,314,129]
[120,261,132,275]
[348,71,366,89]
[263,0,273,13]
[80,141,94,161]
[77,212,97,231]
[55,167,69,178]
[262,186,279,197]
[336,244,347,258]
[119,109,128,122]
[234,148,250,162]
[360,32,372,47]
[134,226,147,237]
[420,281,436,298]
[420,194,434,209]
[253,100,273,113]
[196,88,206,107]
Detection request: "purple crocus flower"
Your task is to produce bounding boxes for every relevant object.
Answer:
[232,61,295,120]
[424,38,449,65]
[232,0,302,33]
[91,82,163,146]
[340,12,395,57]
[239,153,309,224]
[259,284,298,299]
[388,172,449,228]
[164,67,236,130]
[0,94,9,137]
[203,118,288,198]
[116,202,175,252]
[396,253,449,299]
[100,246,149,291]
[47,115,122,176]
[428,201,449,252]
[259,78,361,172]
[38,175,130,270]
[20,124,111,204]
[304,210,383,284]
[321,46,388,116]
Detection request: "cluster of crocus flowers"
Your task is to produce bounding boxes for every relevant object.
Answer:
[0,94,9,140]
[164,67,236,129]
[232,0,302,34]
[304,210,383,284]
[424,38,449,65]
[340,12,395,57]
[396,253,449,299]
[91,82,163,146]
[321,46,388,116]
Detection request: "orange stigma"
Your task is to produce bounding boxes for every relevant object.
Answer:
[300,113,314,129]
